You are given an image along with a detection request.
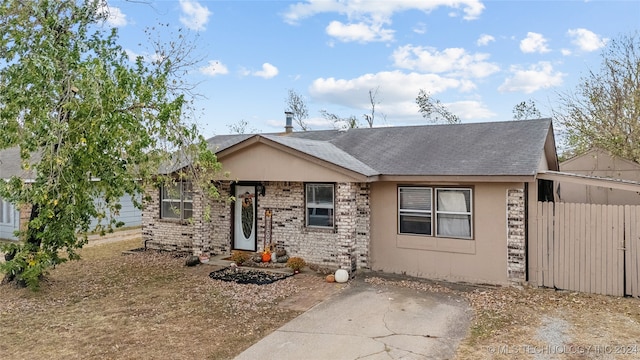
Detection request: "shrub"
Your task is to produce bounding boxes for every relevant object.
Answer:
[230,250,251,265]
[286,256,306,272]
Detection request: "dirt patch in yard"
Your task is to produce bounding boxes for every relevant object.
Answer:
[0,238,335,360]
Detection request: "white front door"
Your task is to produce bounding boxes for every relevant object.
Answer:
[233,185,256,251]
[0,197,19,240]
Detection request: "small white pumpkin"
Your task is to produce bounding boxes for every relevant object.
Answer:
[335,269,349,283]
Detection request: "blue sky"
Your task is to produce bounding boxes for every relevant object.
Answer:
[103,0,639,137]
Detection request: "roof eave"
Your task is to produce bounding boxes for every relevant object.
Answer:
[377,174,536,183]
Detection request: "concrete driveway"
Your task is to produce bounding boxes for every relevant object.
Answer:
[235,275,472,360]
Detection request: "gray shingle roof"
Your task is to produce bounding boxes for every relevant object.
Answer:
[207,118,554,178]
[262,135,379,177]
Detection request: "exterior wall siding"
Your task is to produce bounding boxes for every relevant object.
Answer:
[370,182,524,285]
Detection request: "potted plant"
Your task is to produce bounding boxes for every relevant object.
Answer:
[286,256,306,273]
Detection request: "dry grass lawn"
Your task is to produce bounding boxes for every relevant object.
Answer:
[2,238,640,360]
[0,238,308,360]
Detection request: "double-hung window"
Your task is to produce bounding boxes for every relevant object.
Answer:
[399,187,432,235]
[306,183,334,228]
[161,181,193,220]
[435,188,472,238]
[398,186,472,239]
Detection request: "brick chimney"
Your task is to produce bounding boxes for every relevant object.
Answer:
[284,111,293,133]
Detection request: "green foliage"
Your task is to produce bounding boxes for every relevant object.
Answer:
[0,0,222,289]
[556,32,640,162]
[416,89,460,124]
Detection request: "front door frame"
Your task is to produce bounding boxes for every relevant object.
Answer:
[231,182,261,251]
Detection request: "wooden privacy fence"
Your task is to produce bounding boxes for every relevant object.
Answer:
[536,202,640,297]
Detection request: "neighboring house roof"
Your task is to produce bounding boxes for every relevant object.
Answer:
[0,147,38,180]
[560,147,640,172]
[208,118,557,178]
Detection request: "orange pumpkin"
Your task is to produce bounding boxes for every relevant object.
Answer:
[262,253,271,262]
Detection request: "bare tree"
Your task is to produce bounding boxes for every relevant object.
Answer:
[416,89,460,124]
[227,119,256,134]
[513,99,541,120]
[285,89,309,131]
[363,86,381,128]
[556,32,640,162]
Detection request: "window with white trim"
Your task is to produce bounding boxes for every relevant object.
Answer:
[398,186,473,239]
[306,183,334,228]
[161,181,193,220]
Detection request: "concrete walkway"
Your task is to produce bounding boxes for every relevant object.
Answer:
[235,276,472,360]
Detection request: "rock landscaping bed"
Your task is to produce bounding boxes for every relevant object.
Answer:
[209,267,293,285]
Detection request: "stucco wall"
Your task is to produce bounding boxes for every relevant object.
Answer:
[369,181,525,285]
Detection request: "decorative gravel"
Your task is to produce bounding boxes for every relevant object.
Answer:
[209,267,293,285]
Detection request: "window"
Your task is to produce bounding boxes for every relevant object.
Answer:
[306,183,334,228]
[399,187,432,235]
[398,186,473,239]
[436,188,472,239]
[161,181,193,220]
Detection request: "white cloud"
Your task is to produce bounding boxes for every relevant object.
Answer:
[309,71,465,114]
[284,0,484,23]
[498,62,565,94]
[413,22,427,35]
[179,0,212,31]
[326,21,394,43]
[477,34,495,46]
[200,60,229,76]
[520,32,550,53]
[392,45,500,78]
[252,63,279,79]
[447,100,496,120]
[97,3,128,27]
[283,0,484,43]
[567,28,608,52]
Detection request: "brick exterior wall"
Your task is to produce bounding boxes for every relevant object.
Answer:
[507,188,526,283]
[142,184,198,254]
[355,183,371,270]
[210,182,232,255]
[142,180,372,274]
[19,203,31,236]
